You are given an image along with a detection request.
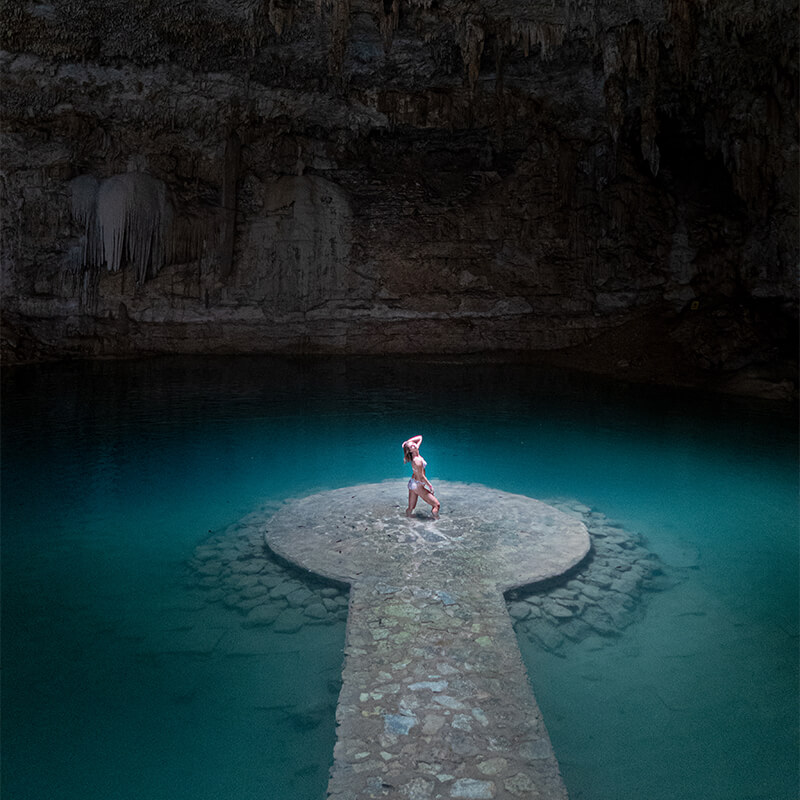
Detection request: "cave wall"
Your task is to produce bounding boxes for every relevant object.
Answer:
[1,0,797,373]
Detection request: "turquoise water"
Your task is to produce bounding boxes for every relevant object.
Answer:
[2,356,797,800]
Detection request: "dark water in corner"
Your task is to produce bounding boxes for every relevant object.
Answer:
[2,356,797,800]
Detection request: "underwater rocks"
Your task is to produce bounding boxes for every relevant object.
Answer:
[190,496,665,656]
[183,508,348,754]
[186,506,350,634]
[184,491,666,796]
[506,500,668,655]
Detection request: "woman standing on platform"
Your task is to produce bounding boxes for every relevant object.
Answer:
[402,434,440,518]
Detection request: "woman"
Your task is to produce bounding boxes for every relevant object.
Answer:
[402,434,440,518]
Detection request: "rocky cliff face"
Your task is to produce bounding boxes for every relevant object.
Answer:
[1,0,797,394]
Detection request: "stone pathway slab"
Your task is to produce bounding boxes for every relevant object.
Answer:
[263,480,591,799]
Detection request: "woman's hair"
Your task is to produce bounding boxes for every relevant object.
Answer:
[403,444,413,463]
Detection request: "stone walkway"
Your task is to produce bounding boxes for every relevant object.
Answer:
[263,480,591,800]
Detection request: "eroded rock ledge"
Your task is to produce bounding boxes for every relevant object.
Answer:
[2,1,797,394]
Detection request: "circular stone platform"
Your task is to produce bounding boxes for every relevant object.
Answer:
[263,481,591,800]
[264,480,590,592]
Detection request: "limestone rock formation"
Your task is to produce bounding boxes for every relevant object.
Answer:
[1,0,797,395]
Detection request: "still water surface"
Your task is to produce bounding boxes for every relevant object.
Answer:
[2,356,797,800]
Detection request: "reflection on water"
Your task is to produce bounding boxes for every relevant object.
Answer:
[2,356,798,800]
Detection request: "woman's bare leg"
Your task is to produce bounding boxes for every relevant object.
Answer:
[406,489,419,517]
[415,486,440,518]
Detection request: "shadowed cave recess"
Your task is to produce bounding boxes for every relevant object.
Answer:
[0,0,797,400]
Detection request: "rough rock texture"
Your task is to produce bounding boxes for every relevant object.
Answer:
[1,0,797,396]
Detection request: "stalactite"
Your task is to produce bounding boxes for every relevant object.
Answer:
[601,34,622,78]
[70,172,172,285]
[327,0,352,84]
[99,173,172,284]
[81,265,99,311]
[494,35,504,98]
[667,0,695,26]
[236,0,296,51]
[600,23,663,165]
[69,174,100,267]
[666,0,703,75]
[166,213,205,267]
[640,107,660,176]
[219,131,241,280]
[458,16,485,91]
[241,0,266,55]
[532,22,566,60]
[70,174,98,232]
[509,21,567,61]
[268,0,293,35]
[666,0,790,217]
[709,1,771,39]
[377,0,400,52]
[639,31,661,176]
[603,73,626,144]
